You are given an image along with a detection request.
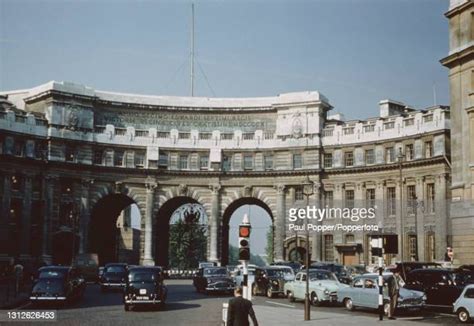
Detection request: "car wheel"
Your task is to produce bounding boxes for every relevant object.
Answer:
[124,304,130,312]
[383,302,391,316]
[266,287,273,298]
[344,298,355,311]
[310,292,320,306]
[287,291,295,302]
[458,308,471,323]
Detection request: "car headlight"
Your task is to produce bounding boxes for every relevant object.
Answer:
[422,294,427,301]
[324,289,329,295]
[272,280,279,285]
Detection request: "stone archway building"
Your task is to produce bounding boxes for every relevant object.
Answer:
[0,81,451,266]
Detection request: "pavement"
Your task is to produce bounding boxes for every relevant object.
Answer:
[0,279,30,309]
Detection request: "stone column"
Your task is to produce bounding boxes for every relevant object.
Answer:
[311,183,322,261]
[415,177,425,261]
[41,175,56,263]
[435,174,448,261]
[209,183,221,262]
[20,175,33,258]
[396,179,404,261]
[274,184,286,262]
[1,174,12,256]
[143,181,157,266]
[79,178,93,254]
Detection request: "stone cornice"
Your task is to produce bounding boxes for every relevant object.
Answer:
[440,44,474,68]
[445,0,474,18]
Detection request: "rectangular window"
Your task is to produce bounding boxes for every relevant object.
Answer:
[157,132,169,139]
[179,155,188,170]
[387,187,396,216]
[343,127,354,135]
[409,235,417,260]
[293,154,302,169]
[404,118,414,126]
[178,132,190,139]
[199,132,212,140]
[407,185,416,214]
[344,152,354,167]
[423,115,433,123]
[386,147,395,163]
[14,140,24,157]
[426,184,435,213]
[114,150,124,166]
[384,122,395,130]
[365,149,375,165]
[134,152,145,168]
[345,190,355,209]
[366,188,375,208]
[295,186,304,201]
[346,234,355,243]
[221,133,233,140]
[222,155,231,171]
[242,133,254,140]
[325,191,333,207]
[243,154,253,170]
[323,129,334,137]
[200,155,209,169]
[93,149,103,165]
[158,153,168,167]
[364,124,375,132]
[264,155,273,170]
[406,144,414,161]
[324,235,334,262]
[65,146,75,162]
[425,141,433,158]
[323,153,333,168]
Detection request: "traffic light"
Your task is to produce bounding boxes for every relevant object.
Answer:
[239,224,251,261]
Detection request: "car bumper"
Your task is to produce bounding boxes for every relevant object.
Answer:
[124,298,163,304]
[101,282,125,288]
[30,296,67,301]
[397,303,424,310]
[205,285,235,291]
[320,293,338,302]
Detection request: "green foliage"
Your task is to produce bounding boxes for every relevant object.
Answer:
[168,218,207,269]
[228,245,266,267]
[265,228,274,264]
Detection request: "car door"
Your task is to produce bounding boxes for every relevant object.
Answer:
[294,273,304,299]
[350,277,364,306]
[254,269,263,293]
[363,278,379,309]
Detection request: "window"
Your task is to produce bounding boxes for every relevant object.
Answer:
[323,129,333,137]
[295,186,304,201]
[222,155,231,171]
[387,187,396,216]
[346,234,355,243]
[384,122,395,130]
[407,185,416,214]
[178,132,190,139]
[409,235,417,260]
[243,154,253,170]
[264,155,273,170]
[324,235,334,262]
[353,278,363,288]
[366,188,375,208]
[345,190,354,209]
[179,155,188,170]
[200,155,209,169]
[325,190,333,207]
[158,153,168,167]
[221,133,233,140]
[14,140,24,157]
[423,114,433,123]
[386,147,395,163]
[199,132,212,140]
[404,118,414,126]
[242,133,254,140]
[406,144,414,161]
[323,153,333,168]
[93,149,103,165]
[65,146,75,162]
[343,127,354,135]
[344,152,354,167]
[364,124,375,132]
[426,184,435,213]
[465,289,474,299]
[135,152,145,168]
[114,150,124,166]
[425,141,433,158]
[293,154,302,169]
[365,149,375,165]
[157,132,169,139]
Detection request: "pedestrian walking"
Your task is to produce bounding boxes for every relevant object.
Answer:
[387,272,400,320]
[227,286,258,326]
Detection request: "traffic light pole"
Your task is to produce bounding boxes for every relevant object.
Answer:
[243,260,248,299]
[239,214,251,300]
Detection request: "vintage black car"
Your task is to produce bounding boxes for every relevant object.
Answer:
[386,262,442,281]
[30,266,86,305]
[123,266,167,311]
[309,262,352,284]
[271,261,302,274]
[193,266,235,294]
[100,263,128,292]
[405,268,468,307]
[252,266,294,298]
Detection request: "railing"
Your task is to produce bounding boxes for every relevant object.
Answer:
[164,269,198,279]
[135,130,149,137]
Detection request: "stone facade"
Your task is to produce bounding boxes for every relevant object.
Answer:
[0,81,451,266]
[441,0,474,264]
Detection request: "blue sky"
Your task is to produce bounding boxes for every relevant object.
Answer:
[1,0,449,120]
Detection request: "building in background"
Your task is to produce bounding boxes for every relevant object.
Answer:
[441,0,474,264]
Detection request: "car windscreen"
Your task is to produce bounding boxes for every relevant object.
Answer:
[105,266,126,273]
[38,270,66,279]
[129,272,158,283]
[204,268,227,276]
[309,271,338,282]
[267,268,293,278]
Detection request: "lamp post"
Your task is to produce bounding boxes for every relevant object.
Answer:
[397,149,404,262]
[302,175,314,321]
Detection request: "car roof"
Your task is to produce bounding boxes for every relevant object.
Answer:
[409,268,456,273]
[104,263,127,267]
[298,269,332,274]
[39,266,70,271]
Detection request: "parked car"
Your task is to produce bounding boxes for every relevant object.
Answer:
[338,273,425,315]
[271,261,302,274]
[123,266,167,311]
[30,266,86,305]
[252,266,294,298]
[284,269,349,306]
[100,263,128,292]
[72,253,99,282]
[309,262,352,284]
[233,264,257,288]
[386,262,442,281]
[454,284,474,323]
[458,265,474,284]
[405,268,468,307]
[199,261,217,268]
[193,266,235,294]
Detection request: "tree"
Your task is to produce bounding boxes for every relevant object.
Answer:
[265,227,274,264]
[169,217,207,269]
[228,245,266,266]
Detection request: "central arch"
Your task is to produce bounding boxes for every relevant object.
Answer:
[154,196,206,268]
[221,197,274,266]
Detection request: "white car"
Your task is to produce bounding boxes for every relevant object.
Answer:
[454,284,474,323]
[233,264,257,287]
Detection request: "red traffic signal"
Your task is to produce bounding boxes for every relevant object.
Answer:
[239,225,251,238]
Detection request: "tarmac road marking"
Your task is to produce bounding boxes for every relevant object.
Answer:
[265,301,295,308]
